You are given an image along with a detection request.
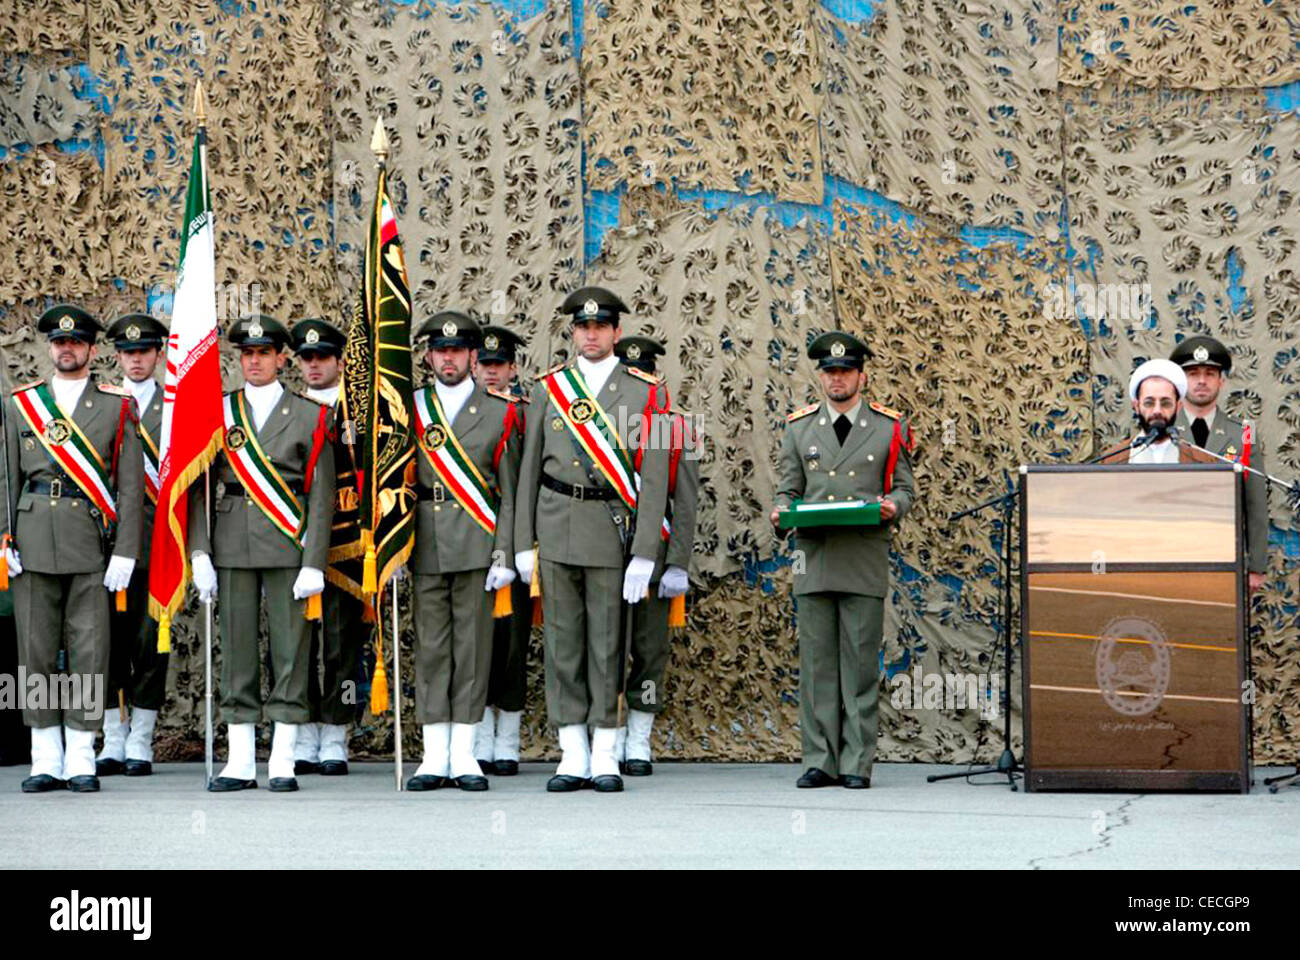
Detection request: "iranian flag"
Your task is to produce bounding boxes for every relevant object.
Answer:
[147,121,224,650]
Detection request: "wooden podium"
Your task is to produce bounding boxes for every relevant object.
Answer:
[1019,463,1249,792]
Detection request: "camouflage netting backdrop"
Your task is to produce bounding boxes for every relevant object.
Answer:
[0,0,1298,764]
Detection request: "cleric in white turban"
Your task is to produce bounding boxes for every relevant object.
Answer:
[1095,357,1213,464]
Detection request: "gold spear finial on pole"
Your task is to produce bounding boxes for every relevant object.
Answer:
[370,116,389,165]
[193,79,207,126]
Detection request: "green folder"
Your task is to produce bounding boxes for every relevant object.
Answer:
[778,498,882,530]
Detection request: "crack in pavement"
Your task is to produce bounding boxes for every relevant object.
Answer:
[1027,794,1143,870]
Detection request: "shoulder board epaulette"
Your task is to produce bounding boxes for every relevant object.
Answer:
[515,392,531,405]
[625,366,660,385]
[10,378,43,395]
[295,391,327,408]
[786,403,819,423]
[869,400,903,420]
[540,362,568,379]
[485,387,515,403]
[97,383,131,397]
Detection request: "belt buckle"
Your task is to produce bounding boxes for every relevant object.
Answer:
[572,483,584,501]
[433,484,445,504]
[49,478,62,499]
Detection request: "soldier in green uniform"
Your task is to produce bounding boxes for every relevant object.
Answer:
[289,317,364,777]
[188,315,335,793]
[514,287,671,793]
[470,323,532,776]
[1170,336,1269,592]
[771,331,915,789]
[611,335,698,776]
[95,314,169,778]
[405,312,521,792]
[0,304,145,793]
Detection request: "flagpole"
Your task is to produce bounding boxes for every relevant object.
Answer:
[194,78,215,788]
[391,584,402,791]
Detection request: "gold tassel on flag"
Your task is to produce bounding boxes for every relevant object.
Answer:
[304,593,322,621]
[157,615,171,654]
[668,594,686,628]
[362,529,377,594]
[529,545,542,624]
[371,643,389,715]
[493,585,512,618]
[115,589,127,612]
[0,535,9,592]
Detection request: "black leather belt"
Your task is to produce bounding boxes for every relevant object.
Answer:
[27,478,77,499]
[414,482,447,503]
[220,479,303,497]
[541,472,616,502]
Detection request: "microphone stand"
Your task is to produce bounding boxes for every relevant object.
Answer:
[1169,429,1300,793]
[929,424,1169,791]
[928,482,1022,790]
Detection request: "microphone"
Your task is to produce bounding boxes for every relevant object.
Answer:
[1130,426,1160,450]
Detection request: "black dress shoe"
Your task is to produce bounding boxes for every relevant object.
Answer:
[67,775,100,793]
[477,759,496,776]
[492,759,519,776]
[123,760,152,777]
[294,760,321,776]
[623,759,653,777]
[841,774,870,789]
[21,774,65,793]
[455,774,489,792]
[546,774,591,792]
[405,775,444,791]
[268,777,299,792]
[207,776,257,792]
[319,760,348,776]
[796,768,838,788]
[95,757,125,777]
[592,774,624,793]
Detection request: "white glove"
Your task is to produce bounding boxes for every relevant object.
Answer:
[5,546,22,578]
[657,565,689,599]
[391,565,408,583]
[622,556,655,604]
[103,555,135,592]
[485,563,516,592]
[293,566,325,600]
[514,550,535,585]
[191,551,218,603]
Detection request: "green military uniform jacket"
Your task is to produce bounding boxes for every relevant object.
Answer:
[775,399,916,597]
[411,382,521,575]
[0,376,145,574]
[134,380,162,572]
[188,387,335,571]
[515,359,670,568]
[1176,407,1268,574]
[650,409,700,580]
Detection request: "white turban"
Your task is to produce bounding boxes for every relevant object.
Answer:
[1128,358,1187,401]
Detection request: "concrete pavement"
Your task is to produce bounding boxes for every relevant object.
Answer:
[2,762,1297,869]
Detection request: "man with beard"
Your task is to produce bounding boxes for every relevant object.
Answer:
[406,312,521,792]
[514,287,671,793]
[1095,359,1217,465]
[189,315,335,793]
[470,323,532,776]
[0,304,145,793]
[95,314,169,778]
[1170,336,1269,592]
[289,317,364,776]
[771,330,915,790]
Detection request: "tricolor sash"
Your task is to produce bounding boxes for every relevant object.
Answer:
[413,387,499,536]
[222,392,304,548]
[545,367,639,511]
[547,368,671,540]
[140,421,160,504]
[13,383,117,524]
